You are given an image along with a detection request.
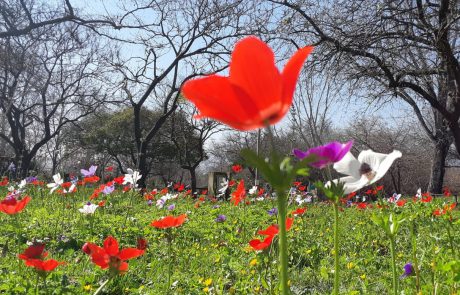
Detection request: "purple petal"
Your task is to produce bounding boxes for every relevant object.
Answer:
[293,141,353,169]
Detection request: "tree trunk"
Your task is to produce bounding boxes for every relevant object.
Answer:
[189,167,197,195]
[428,135,450,193]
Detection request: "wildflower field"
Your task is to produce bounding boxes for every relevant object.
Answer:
[0,176,459,294]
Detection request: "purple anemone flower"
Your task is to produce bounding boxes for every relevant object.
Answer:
[168,204,176,211]
[268,208,278,216]
[102,184,115,195]
[293,141,353,169]
[147,200,153,206]
[400,263,414,279]
[25,176,37,183]
[215,214,226,223]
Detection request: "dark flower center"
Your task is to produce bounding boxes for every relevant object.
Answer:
[359,163,372,175]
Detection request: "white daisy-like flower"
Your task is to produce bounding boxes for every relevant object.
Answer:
[218,179,229,194]
[249,186,258,195]
[78,203,98,215]
[331,150,402,194]
[47,173,63,193]
[123,168,142,187]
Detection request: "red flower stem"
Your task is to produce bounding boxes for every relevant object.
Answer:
[276,190,289,295]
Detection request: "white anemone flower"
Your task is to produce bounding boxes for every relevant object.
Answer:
[331,150,402,194]
[249,186,258,195]
[47,173,63,193]
[123,168,142,187]
[218,179,229,194]
[78,203,98,215]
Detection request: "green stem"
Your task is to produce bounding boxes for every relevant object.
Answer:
[93,277,111,295]
[35,273,40,295]
[446,224,457,258]
[276,190,289,295]
[389,236,398,295]
[167,231,173,294]
[333,202,340,295]
[410,220,420,292]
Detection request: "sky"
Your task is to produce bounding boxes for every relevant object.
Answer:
[67,0,414,146]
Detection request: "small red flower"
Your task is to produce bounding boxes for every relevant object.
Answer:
[0,196,31,215]
[364,189,374,195]
[201,189,208,195]
[443,187,452,197]
[232,164,243,173]
[137,238,148,250]
[228,180,236,187]
[18,243,48,260]
[298,185,306,191]
[257,188,265,196]
[396,199,407,207]
[293,181,302,187]
[83,176,100,184]
[182,36,313,131]
[25,259,62,272]
[19,244,62,274]
[83,236,144,274]
[231,180,246,206]
[421,193,433,203]
[356,203,367,209]
[150,214,187,229]
[292,207,307,216]
[105,166,114,172]
[98,200,106,207]
[249,235,274,251]
[113,176,125,185]
[0,177,9,186]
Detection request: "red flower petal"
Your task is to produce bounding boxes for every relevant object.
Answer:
[249,235,274,251]
[118,248,144,260]
[103,236,119,256]
[229,37,283,121]
[182,75,255,130]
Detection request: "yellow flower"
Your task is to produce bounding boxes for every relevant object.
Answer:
[203,287,209,292]
[250,258,258,266]
[306,249,312,254]
[204,278,212,286]
[360,274,366,280]
[83,285,92,292]
[215,256,221,263]
[347,262,355,269]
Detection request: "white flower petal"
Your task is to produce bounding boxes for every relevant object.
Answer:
[370,150,402,184]
[333,152,361,179]
[331,176,369,194]
[357,150,389,171]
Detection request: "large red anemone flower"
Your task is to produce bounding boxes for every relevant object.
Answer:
[150,214,187,229]
[0,196,31,215]
[182,36,314,131]
[82,236,145,274]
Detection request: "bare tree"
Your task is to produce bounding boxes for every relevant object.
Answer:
[169,104,224,193]
[0,22,107,177]
[106,0,258,187]
[0,0,121,38]
[272,0,459,193]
